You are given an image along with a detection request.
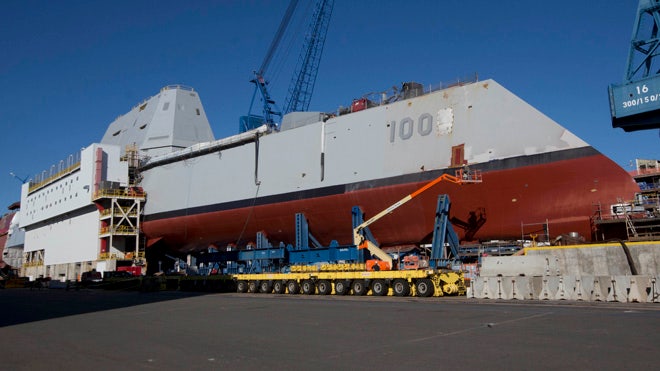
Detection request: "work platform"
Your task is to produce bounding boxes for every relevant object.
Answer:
[593,159,660,241]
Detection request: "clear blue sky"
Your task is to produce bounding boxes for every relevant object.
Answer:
[1,0,658,211]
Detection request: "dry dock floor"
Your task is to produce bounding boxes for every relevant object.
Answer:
[0,289,657,370]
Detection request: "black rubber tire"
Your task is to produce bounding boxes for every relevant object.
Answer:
[273,281,286,294]
[317,280,332,295]
[334,280,349,295]
[392,278,410,297]
[415,278,435,297]
[248,281,258,293]
[237,280,248,293]
[352,280,368,296]
[287,280,300,295]
[371,279,388,296]
[302,279,316,295]
[259,280,273,294]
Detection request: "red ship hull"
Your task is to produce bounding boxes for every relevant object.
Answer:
[142,149,639,252]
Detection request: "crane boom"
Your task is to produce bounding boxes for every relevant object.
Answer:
[245,0,298,130]
[244,0,333,132]
[258,0,299,77]
[283,0,334,114]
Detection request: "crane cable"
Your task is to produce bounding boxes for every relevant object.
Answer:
[258,0,299,76]
[268,1,313,92]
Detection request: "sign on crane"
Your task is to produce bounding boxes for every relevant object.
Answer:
[609,0,660,131]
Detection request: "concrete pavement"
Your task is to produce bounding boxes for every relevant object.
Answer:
[0,289,657,370]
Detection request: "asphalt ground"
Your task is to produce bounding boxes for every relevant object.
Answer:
[0,289,658,370]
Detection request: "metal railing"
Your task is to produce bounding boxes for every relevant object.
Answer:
[93,188,146,200]
[632,168,660,176]
[100,208,139,217]
[28,161,81,193]
[161,84,195,92]
[99,251,144,260]
[99,225,139,235]
[22,261,44,267]
[99,253,119,260]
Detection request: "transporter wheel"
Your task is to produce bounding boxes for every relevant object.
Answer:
[415,278,435,297]
[334,280,350,295]
[317,280,332,295]
[392,279,410,297]
[287,280,300,295]
[371,279,388,296]
[248,281,259,293]
[302,280,316,295]
[259,280,273,294]
[273,281,286,294]
[352,280,368,296]
[237,280,248,293]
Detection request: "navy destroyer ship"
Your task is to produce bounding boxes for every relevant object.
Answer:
[98,79,639,253]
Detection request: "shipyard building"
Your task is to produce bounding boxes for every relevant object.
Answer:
[18,144,144,281]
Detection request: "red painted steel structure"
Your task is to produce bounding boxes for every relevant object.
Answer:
[142,151,639,252]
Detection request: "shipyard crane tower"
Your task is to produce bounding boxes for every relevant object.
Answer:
[609,0,660,132]
[283,0,333,114]
[242,0,334,132]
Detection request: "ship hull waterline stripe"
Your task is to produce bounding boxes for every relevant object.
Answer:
[142,146,601,223]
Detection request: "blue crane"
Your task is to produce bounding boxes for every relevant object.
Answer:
[9,172,29,184]
[283,0,333,114]
[242,0,334,133]
[609,0,660,132]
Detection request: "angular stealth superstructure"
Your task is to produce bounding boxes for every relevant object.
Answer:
[101,85,215,157]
